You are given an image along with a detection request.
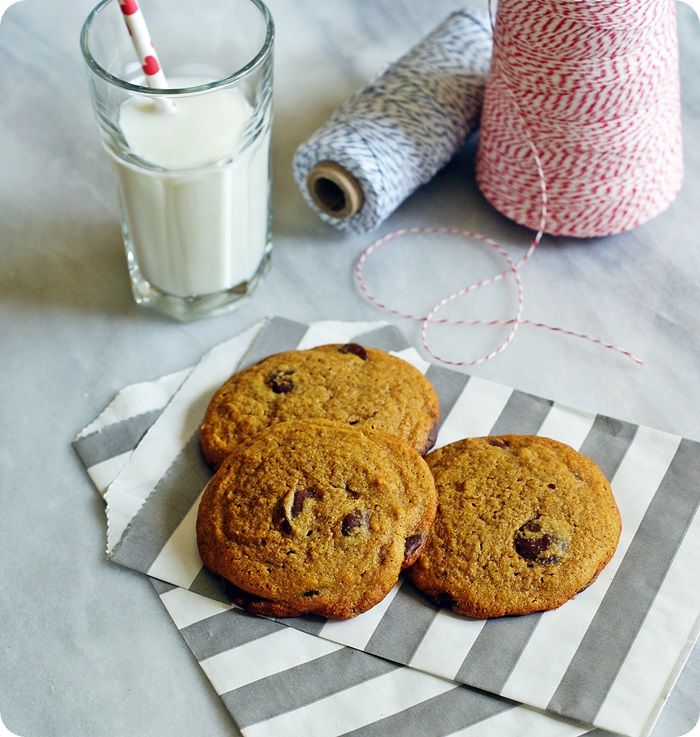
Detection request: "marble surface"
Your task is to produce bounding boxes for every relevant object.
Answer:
[0,1,699,735]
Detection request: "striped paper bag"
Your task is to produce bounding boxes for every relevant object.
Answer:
[74,318,700,737]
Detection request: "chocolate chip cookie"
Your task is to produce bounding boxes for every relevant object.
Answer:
[408,435,621,618]
[199,343,440,468]
[196,419,437,619]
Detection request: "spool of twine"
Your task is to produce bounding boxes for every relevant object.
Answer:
[476,0,683,237]
[293,10,493,234]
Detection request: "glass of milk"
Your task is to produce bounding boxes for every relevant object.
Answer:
[80,0,274,320]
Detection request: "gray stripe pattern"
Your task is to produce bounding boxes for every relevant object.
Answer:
[224,648,400,729]
[456,613,544,691]
[365,579,439,663]
[150,579,176,595]
[578,414,638,480]
[489,390,553,436]
[73,408,164,468]
[351,325,411,352]
[188,567,230,604]
[548,437,700,722]
[181,608,285,661]
[275,613,328,635]
[339,684,517,737]
[425,364,470,434]
[109,433,210,568]
[238,317,309,370]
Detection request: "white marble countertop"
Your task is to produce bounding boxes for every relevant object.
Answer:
[0,1,699,735]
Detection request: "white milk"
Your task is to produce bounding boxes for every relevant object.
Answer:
[112,78,270,298]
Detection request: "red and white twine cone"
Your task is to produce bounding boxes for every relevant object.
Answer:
[118,0,173,105]
[476,0,683,237]
[354,0,670,366]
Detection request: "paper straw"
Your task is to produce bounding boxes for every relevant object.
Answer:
[118,0,175,109]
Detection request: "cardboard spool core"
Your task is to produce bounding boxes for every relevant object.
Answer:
[306,161,364,220]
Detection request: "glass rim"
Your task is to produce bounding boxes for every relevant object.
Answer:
[80,0,274,95]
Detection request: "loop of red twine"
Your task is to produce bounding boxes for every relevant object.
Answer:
[354,226,645,367]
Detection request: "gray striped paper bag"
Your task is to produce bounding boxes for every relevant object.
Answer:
[74,318,700,737]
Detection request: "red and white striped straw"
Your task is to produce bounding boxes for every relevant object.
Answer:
[117,0,173,104]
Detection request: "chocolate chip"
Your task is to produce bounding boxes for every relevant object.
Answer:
[514,519,569,565]
[291,488,319,517]
[435,592,455,610]
[515,534,552,560]
[339,343,368,360]
[302,589,320,597]
[404,533,426,558]
[547,483,556,489]
[266,370,294,393]
[488,437,510,448]
[342,509,369,536]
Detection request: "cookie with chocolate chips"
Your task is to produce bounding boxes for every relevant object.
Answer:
[196,419,437,619]
[199,343,440,468]
[407,435,621,618]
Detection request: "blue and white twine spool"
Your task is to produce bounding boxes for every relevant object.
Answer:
[293,10,493,234]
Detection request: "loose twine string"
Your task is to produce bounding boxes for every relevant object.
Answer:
[354,0,683,368]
